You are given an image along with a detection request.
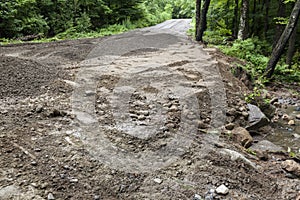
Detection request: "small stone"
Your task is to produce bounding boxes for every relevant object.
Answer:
[296,114,300,120]
[47,193,55,200]
[216,184,229,195]
[153,178,163,184]
[295,107,300,111]
[282,114,291,121]
[94,195,100,200]
[288,120,295,126]
[225,123,235,130]
[70,178,78,183]
[85,90,95,96]
[255,150,269,161]
[193,194,202,200]
[232,127,253,148]
[293,134,300,138]
[35,105,44,113]
[226,108,237,116]
[197,120,209,129]
[138,115,146,120]
[242,111,249,118]
[282,160,300,177]
[31,161,37,166]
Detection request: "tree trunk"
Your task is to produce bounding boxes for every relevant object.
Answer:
[286,25,297,68]
[263,0,270,38]
[197,0,211,42]
[273,0,286,48]
[233,0,239,38]
[238,0,249,40]
[265,0,300,78]
[195,0,201,40]
[250,0,257,36]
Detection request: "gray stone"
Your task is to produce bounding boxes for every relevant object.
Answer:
[246,104,269,131]
[216,184,229,195]
[250,140,284,153]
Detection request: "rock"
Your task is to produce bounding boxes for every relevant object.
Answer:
[282,114,291,121]
[85,90,95,96]
[293,134,300,138]
[231,127,253,148]
[295,106,300,111]
[35,105,44,113]
[193,194,203,200]
[221,149,258,170]
[246,104,269,131]
[216,184,229,195]
[260,104,276,119]
[47,193,55,200]
[270,97,279,104]
[288,120,295,126]
[296,114,300,120]
[153,178,163,184]
[282,160,300,177]
[225,123,235,130]
[0,185,20,199]
[250,140,284,153]
[197,120,209,129]
[226,108,237,116]
[255,150,269,161]
[296,191,300,200]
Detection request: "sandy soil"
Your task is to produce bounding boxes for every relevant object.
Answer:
[0,19,299,200]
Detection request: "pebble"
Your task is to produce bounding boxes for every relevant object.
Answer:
[225,123,235,130]
[288,120,295,126]
[282,114,290,121]
[70,178,78,183]
[296,114,300,120]
[193,194,202,200]
[216,184,229,195]
[153,178,163,184]
[47,193,55,200]
[295,107,300,111]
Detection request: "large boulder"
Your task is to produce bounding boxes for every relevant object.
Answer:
[246,104,270,131]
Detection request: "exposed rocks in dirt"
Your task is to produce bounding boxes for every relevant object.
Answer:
[282,160,300,177]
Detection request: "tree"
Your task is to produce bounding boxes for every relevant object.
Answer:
[238,0,249,40]
[196,0,211,42]
[195,0,201,38]
[265,0,300,78]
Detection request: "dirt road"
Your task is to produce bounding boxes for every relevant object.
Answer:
[0,19,299,199]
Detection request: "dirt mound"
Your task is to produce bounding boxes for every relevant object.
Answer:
[0,56,57,98]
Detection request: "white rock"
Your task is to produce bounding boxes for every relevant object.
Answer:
[47,193,55,200]
[216,184,229,195]
[193,194,202,200]
[153,178,163,184]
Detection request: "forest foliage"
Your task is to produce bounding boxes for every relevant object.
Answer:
[0,0,194,40]
[0,0,299,82]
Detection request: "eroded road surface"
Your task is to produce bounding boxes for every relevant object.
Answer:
[0,19,299,199]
